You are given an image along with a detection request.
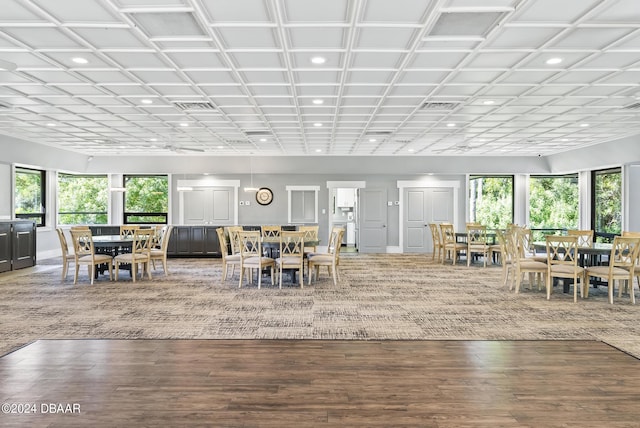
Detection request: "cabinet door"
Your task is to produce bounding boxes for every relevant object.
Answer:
[189,227,206,254]
[204,226,221,255]
[12,222,36,269]
[0,223,11,273]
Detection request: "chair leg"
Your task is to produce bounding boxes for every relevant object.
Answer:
[89,265,95,285]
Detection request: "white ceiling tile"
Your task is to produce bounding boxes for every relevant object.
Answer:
[551,28,634,50]
[355,27,416,49]
[588,0,640,23]
[362,0,432,23]
[512,0,601,23]
[105,52,171,68]
[408,51,467,69]
[283,0,349,23]
[72,28,148,49]
[351,51,404,68]
[287,27,345,49]
[2,27,84,49]
[202,0,272,23]
[487,27,562,49]
[165,51,226,68]
[217,27,279,49]
[185,70,239,84]
[130,70,186,84]
[243,70,289,84]
[397,70,449,85]
[230,52,284,68]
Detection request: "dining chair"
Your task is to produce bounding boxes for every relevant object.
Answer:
[238,230,275,289]
[584,236,640,304]
[520,227,547,263]
[276,231,305,288]
[114,229,154,282]
[55,228,74,281]
[225,226,244,256]
[545,235,586,302]
[513,227,547,294]
[149,225,173,275]
[298,225,319,253]
[466,224,489,267]
[308,228,344,286]
[70,229,113,285]
[567,229,594,247]
[120,225,140,239]
[439,223,466,265]
[261,225,281,239]
[216,227,241,281]
[428,223,443,263]
[495,229,514,288]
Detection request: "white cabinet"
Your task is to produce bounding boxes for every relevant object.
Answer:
[182,188,233,225]
[336,188,355,207]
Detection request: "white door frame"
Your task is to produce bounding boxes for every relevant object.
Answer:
[397,179,460,253]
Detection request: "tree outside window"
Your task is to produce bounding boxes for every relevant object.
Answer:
[592,168,621,240]
[58,174,108,224]
[469,175,513,229]
[124,175,168,224]
[529,175,578,240]
[15,167,46,226]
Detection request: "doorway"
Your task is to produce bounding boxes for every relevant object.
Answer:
[331,187,358,251]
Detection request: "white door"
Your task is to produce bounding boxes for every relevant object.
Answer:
[359,188,387,253]
[182,188,234,224]
[404,187,454,253]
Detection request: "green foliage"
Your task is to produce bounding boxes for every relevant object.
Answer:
[469,176,513,229]
[15,169,43,214]
[529,176,578,231]
[594,170,621,234]
[57,174,108,224]
[125,175,168,213]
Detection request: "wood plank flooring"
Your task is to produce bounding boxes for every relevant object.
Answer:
[1,339,639,427]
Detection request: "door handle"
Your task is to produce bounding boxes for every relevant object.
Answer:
[383,224,386,228]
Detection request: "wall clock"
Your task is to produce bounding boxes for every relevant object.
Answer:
[256,187,273,206]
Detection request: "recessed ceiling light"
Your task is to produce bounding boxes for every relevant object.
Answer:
[311,56,326,65]
[149,138,158,142]
[483,100,495,105]
[141,99,153,104]
[477,139,487,142]
[94,139,104,143]
[71,57,88,64]
[560,138,570,142]
[408,148,415,152]
[259,138,267,142]
[312,99,324,105]
[180,123,189,127]
[313,123,323,127]
[446,123,456,127]
[369,138,377,143]
[580,123,589,127]
[546,57,563,65]
[315,149,322,153]
[217,145,224,149]
[46,123,56,127]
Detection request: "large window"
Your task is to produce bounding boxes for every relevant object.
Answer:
[58,173,108,224]
[124,175,168,224]
[14,167,46,227]
[592,168,621,240]
[468,175,513,229]
[529,174,579,237]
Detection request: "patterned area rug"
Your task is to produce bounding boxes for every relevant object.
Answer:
[1,254,639,359]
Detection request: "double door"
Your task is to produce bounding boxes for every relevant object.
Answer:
[182,188,234,225]
[404,188,454,253]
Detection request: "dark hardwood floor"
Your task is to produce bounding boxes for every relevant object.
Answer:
[0,339,639,427]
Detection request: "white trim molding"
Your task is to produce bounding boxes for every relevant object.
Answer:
[286,185,320,224]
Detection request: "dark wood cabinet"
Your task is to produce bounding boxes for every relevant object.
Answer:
[167,226,222,257]
[0,220,36,272]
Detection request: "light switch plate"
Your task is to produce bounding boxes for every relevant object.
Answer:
[387,201,393,206]
[245,200,250,206]
[239,201,244,206]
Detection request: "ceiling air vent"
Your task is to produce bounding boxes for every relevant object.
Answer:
[365,131,393,136]
[623,102,640,110]
[421,102,458,110]
[173,101,216,111]
[245,130,271,137]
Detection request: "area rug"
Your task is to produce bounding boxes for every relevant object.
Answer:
[1,254,639,358]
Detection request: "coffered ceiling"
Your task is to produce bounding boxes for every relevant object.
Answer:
[1,0,640,156]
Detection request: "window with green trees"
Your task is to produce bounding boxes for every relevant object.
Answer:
[124,175,168,224]
[15,167,46,226]
[468,175,513,229]
[57,173,108,224]
[529,174,579,238]
[592,168,621,239]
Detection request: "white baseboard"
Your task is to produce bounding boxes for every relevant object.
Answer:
[386,246,402,253]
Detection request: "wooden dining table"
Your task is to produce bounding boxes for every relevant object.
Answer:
[92,235,133,276]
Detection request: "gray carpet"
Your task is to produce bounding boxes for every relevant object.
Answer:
[1,254,639,359]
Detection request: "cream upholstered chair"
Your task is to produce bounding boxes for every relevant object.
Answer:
[298,225,319,254]
[276,231,305,288]
[567,229,594,247]
[56,228,74,281]
[114,228,154,282]
[495,229,514,288]
[466,224,489,267]
[622,231,640,287]
[428,223,443,263]
[513,227,547,294]
[261,225,281,239]
[120,225,140,239]
[149,225,173,275]
[238,230,275,289]
[225,226,244,256]
[308,228,344,286]
[70,229,113,285]
[585,236,640,304]
[520,227,547,263]
[440,223,466,265]
[545,235,586,302]
[216,227,241,281]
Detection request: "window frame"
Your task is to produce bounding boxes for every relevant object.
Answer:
[14,166,47,227]
[528,173,579,236]
[123,174,169,225]
[286,185,319,224]
[57,172,109,225]
[468,174,514,229]
[590,167,622,242]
